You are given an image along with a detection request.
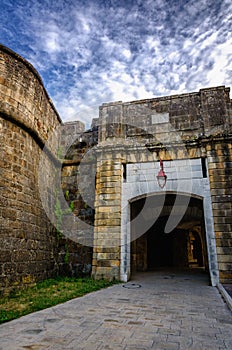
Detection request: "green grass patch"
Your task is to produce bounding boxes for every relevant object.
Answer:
[0,276,119,324]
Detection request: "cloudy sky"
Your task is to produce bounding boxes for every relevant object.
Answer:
[0,0,231,128]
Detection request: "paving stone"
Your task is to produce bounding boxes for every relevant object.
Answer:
[151,341,180,350]
[0,271,232,350]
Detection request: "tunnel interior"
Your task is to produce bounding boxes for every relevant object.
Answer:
[130,193,208,273]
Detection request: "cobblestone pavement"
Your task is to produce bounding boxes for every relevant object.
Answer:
[1,270,232,350]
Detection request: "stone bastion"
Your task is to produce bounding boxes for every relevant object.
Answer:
[0,45,92,293]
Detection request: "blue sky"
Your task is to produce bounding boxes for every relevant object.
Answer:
[0,0,231,127]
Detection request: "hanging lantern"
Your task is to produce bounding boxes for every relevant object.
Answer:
[157,159,167,188]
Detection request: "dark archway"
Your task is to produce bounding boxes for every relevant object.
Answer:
[147,222,189,269]
[130,193,208,274]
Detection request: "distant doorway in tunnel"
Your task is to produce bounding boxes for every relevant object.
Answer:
[188,230,204,268]
[147,220,189,269]
[130,193,208,273]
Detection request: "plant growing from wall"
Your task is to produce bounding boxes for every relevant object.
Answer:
[55,193,63,240]
[55,190,74,263]
[57,146,63,160]
[64,243,70,264]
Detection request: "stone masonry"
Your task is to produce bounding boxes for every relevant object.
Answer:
[0,45,91,293]
[93,87,232,283]
[0,45,62,293]
[0,44,232,293]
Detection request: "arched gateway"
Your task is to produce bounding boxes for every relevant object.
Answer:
[92,86,232,286]
[120,161,218,286]
[126,191,215,285]
[130,193,207,273]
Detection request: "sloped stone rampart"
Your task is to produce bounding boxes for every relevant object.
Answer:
[0,45,62,293]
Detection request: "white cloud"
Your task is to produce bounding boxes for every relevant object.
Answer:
[122,49,131,59]
[45,30,61,53]
[1,0,231,128]
[206,39,232,86]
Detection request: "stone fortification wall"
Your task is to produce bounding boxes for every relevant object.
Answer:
[99,86,231,143]
[0,45,62,293]
[60,126,97,277]
[94,86,232,283]
[0,45,62,146]
[99,86,232,143]
[1,42,232,287]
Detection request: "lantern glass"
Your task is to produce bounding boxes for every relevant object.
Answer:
[156,159,167,188]
[157,174,167,188]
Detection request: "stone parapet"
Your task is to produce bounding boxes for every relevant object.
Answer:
[99,86,232,143]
